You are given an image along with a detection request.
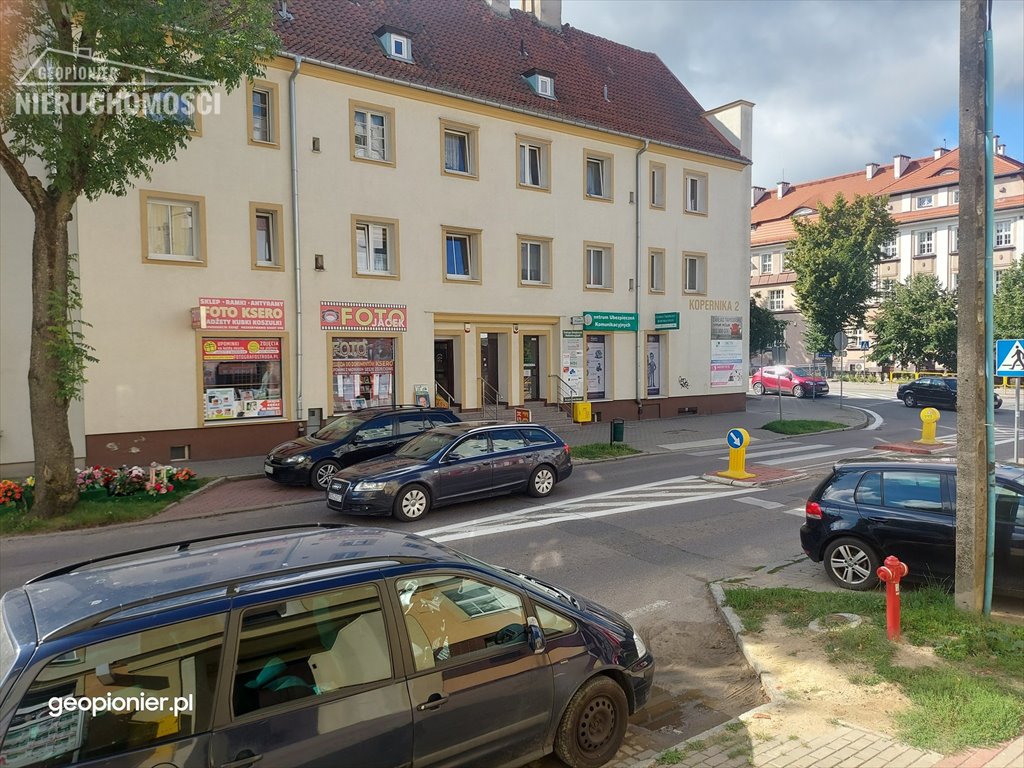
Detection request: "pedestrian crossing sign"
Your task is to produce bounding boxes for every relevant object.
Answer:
[996,339,1024,377]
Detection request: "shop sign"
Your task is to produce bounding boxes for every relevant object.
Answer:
[583,311,638,332]
[654,312,680,330]
[688,298,741,312]
[514,407,531,423]
[560,330,584,401]
[321,301,407,332]
[192,297,285,330]
[202,338,280,361]
[710,315,743,388]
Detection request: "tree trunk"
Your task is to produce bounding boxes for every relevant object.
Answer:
[28,202,78,518]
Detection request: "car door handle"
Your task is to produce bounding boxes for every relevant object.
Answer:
[221,752,263,768]
[417,693,450,711]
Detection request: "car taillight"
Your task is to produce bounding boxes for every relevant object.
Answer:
[563,444,571,456]
[805,501,823,519]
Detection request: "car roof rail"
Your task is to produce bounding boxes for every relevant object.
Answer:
[25,523,354,584]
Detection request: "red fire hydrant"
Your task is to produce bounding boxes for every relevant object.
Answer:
[877,555,909,641]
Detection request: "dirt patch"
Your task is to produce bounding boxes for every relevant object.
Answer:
[740,615,911,740]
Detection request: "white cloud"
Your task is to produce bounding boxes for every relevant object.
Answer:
[563,0,1023,186]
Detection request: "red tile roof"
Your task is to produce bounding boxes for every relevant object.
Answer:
[275,0,744,161]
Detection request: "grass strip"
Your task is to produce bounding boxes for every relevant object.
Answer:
[570,443,642,460]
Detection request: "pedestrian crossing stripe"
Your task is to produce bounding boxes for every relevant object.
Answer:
[996,339,1024,375]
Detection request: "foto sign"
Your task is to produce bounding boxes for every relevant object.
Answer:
[654,312,680,330]
[996,339,1024,377]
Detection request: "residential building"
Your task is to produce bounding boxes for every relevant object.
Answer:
[0,0,753,472]
[750,147,1024,370]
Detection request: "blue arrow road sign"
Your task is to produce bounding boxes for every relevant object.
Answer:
[996,339,1024,377]
[727,429,745,449]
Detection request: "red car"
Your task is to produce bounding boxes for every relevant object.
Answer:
[751,365,829,398]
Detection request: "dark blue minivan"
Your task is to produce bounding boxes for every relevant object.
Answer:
[0,525,654,768]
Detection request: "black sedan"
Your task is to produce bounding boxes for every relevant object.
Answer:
[896,376,1002,410]
[327,421,573,521]
[800,457,1024,594]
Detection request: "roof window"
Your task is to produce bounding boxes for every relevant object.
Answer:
[523,69,555,99]
[375,26,413,63]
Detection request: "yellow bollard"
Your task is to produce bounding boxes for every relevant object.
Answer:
[719,427,755,479]
[917,407,941,444]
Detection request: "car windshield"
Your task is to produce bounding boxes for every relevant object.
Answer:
[944,379,957,390]
[395,430,458,459]
[788,367,812,376]
[313,413,367,440]
[455,552,579,608]
[0,612,14,684]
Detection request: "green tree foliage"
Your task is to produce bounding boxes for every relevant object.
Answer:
[993,259,1024,341]
[749,294,787,358]
[787,194,897,356]
[0,1,278,517]
[869,274,958,370]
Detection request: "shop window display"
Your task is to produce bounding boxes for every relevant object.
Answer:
[202,338,283,421]
[332,337,396,413]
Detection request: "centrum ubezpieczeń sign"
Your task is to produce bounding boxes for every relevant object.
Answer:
[583,311,638,332]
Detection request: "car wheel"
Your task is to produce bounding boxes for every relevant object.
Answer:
[393,484,431,522]
[903,392,917,407]
[752,382,765,395]
[528,465,556,497]
[554,676,629,768]
[994,397,1002,411]
[792,384,805,398]
[823,537,880,591]
[311,460,341,491]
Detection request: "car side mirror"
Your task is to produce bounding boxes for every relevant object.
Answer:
[527,617,545,654]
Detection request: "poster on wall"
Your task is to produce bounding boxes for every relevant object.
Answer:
[560,330,584,401]
[586,335,606,399]
[710,315,744,388]
[646,336,661,395]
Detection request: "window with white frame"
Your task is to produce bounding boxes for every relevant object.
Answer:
[388,34,411,61]
[352,104,392,163]
[953,189,960,204]
[949,226,959,253]
[585,152,612,200]
[251,203,284,270]
[880,278,896,299]
[444,228,481,282]
[881,237,897,258]
[683,253,706,294]
[143,192,204,263]
[768,289,784,311]
[760,253,773,274]
[949,272,958,292]
[442,123,476,176]
[519,237,550,286]
[780,252,789,272]
[995,220,1013,248]
[248,80,279,146]
[915,229,934,255]
[916,194,934,209]
[995,269,1006,290]
[684,171,708,214]
[649,249,665,293]
[251,88,271,142]
[649,162,665,209]
[354,219,397,276]
[518,137,549,190]
[585,245,612,289]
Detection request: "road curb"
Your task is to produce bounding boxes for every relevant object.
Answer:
[701,470,809,488]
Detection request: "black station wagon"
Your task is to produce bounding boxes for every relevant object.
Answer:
[801,458,1024,593]
[0,525,654,768]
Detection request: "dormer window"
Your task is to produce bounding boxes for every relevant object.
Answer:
[793,207,815,216]
[523,69,556,99]
[375,26,413,63]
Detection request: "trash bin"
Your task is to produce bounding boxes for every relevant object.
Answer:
[572,401,592,424]
[610,418,625,444]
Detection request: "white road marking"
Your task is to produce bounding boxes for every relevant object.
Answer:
[658,437,757,451]
[756,447,868,466]
[735,497,784,509]
[844,404,885,430]
[781,506,807,518]
[740,443,831,459]
[623,600,670,619]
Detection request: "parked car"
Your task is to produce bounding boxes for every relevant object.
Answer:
[0,525,653,768]
[327,422,573,521]
[264,405,460,490]
[750,365,829,398]
[800,458,1024,594]
[896,377,1002,410]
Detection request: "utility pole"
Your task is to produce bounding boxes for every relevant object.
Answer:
[954,0,987,613]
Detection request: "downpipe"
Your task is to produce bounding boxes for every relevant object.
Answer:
[289,57,304,433]
[634,140,649,410]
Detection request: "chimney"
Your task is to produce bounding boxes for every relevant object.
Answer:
[485,0,511,17]
[866,162,879,180]
[893,154,910,179]
[522,0,562,28]
[933,147,948,160]
[751,186,766,207]
[997,143,1006,156]
[776,181,790,199]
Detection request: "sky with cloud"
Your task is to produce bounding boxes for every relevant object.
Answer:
[561,0,1024,187]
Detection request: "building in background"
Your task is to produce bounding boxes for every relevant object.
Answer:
[0,0,753,472]
[750,146,1024,372]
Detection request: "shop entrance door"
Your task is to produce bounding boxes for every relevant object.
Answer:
[522,335,540,401]
[434,340,457,406]
[480,334,500,404]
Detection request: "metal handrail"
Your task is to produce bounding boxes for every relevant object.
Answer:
[547,374,578,418]
[477,377,502,421]
[434,381,457,410]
